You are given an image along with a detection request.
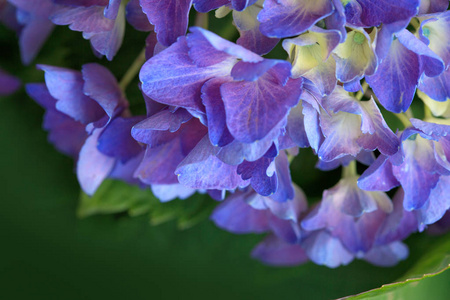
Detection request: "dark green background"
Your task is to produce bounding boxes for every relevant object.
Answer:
[1,17,449,300]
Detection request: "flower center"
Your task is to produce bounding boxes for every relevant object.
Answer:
[353,32,366,45]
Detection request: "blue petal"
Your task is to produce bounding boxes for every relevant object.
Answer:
[396,29,444,78]
[364,242,409,267]
[201,77,235,147]
[366,38,420,113]
[211,190,270,234]
[140,0,193,46]
[38,64,104,124]
[302,231,354,268]
[344,0,419,27]
[258,0,334,38]
[139,37,232,112]
[81,63,127,120]
[419,69,450,102]
[176,136,248,189]
[97,116,145,162]
[358,155,400,191]
[221,71,302,143]
[77,128,116,195]
[251,235,308,266]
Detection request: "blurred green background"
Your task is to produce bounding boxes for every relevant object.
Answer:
[1,17,450,300]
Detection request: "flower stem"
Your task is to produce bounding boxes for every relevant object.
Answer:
[195,12,209,29]
[410,18,421,32]
[342,160,357,178]
[355,81,369,100]
[395,112,412,128]
[119,48,146,91]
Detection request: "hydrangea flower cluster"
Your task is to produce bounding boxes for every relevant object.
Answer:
[2,0,450,268]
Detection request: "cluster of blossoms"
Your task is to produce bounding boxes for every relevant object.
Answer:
[2,0,450,268]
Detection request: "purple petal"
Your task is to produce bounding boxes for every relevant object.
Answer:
[125,0,153,31]
[19,16,54,65]
[131,108,193,146]
[249,184,307,222]
[269,151,296,202]
[82,5,125,60]
[238,158,277,196]
[419,0,449,14]
[358,155,400,191]
[230,59,290,82]
[258,0,334,38]
[104,0,121,19]
[415,175,450,230]
[357,98,400,156]
[193,0,228,12]
[188,27,263,63]
[97,116,145,162]
[286,102,309,148]
[231,0,258,11]
[251,235,308,266]
[303,101,324,153]
[135,139,184,185]
[0,68,20,95]
[318,152,370,171]
[325,0,346,42]
[52,0,108,6]
[364,242,409,267]
[140,0,192,46]
[38,64,105,124]
[396,29,444,78]
[410,118,450,137]
[77,128,116,195]
[304,58,337,96]
[176,136,248,190]
[140,37,232,112]
[427,209,450,235]
[51,5,114,33]
[151,183,196,202]
[344,0,419,27]
[373,19,410,60]
[302,177,392,253]
[419,69,450,102]
[211,190,270,234]
[366,38,420,113]
[0,2,22,32]
[393,138,441,211]
[322,86,361,113]
[82,63,127,119]
[420,11,450,67]
[109,151,144,185]
[9,0,55,17]
[237,25,280,56]
[145,32,164,60]
[375,188,417,245]
[318,111,362,161]
[216,124,282,165]
[201,77,235,147]
[221,73,302,143]
[134,118,207,185]
[343,78,362,93]
[26,83,88,158]
[302,231,354,268]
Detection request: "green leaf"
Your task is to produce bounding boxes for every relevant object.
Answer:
[77,179,218,229]
[177,194,217,230]
[343,233,450,300]
[77,179,153,218]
